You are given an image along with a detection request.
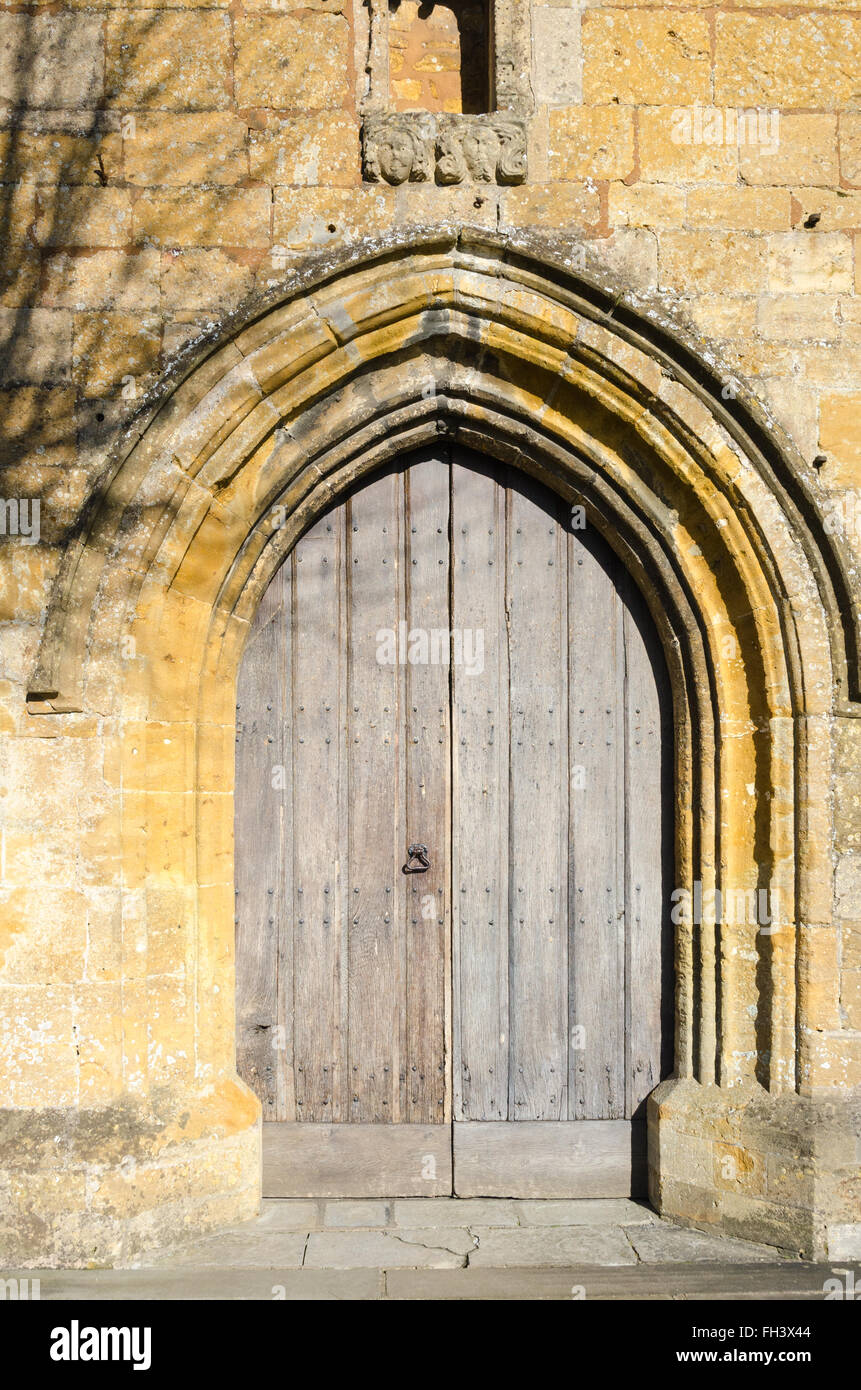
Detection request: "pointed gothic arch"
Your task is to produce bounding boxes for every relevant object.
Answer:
[28,229,859,1256]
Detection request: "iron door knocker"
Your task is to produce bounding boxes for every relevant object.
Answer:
[403,843,431,874]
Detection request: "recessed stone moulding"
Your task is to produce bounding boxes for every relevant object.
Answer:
[362,112,527,185]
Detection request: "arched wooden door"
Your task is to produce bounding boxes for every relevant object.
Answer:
[235,447,673,1197]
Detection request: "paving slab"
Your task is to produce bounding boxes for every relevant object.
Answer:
[392,1198,519,1227]
[322,1200,393,1228]
[257,1200,321,1231]
[384,1263,849,1301]
[626,1224,781,1265]
[12,1269,382,1300]
[152,1231,308,1269]
[515,1199,657,1227]
[469,1226,638,1267]
[304,1228,475,1269]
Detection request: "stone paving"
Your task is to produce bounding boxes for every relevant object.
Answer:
[10,1198,857,1299]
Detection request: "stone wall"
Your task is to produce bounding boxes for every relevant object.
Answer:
[0,0,860,1265]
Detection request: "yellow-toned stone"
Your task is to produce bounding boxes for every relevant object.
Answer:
[583,10,710,105]
[105,12,232,110]
[716,14,861,109]
[0,307,72,383]
[161,249,256,313]
[0,386,77,466]
[685,187,791,232]
[638,108,738,185]
[739,114,838,188]
[659,231,768,295]
[608,182,684,229]
[841,114,861,186]
[792,190,861,235]
[0,132,124,187]
[273,187,396,252]
[35,188,133,249]
[502,183,600,232]
[234,15,350,110]
[767,233,853,295]
[0,248,40,308]
[72,312,162,397]
[134,188,271,248]
[820,392,861,481]
[42,249,161,311]
[124,113,249,186]
[756,295,839,341]
[548,106,634,181]
[249,113,360,188]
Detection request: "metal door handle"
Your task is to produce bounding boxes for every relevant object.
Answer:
[404,843,430,874]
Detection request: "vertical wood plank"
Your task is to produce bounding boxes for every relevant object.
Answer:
[623,575,672,1118]
[451,456,510,1120]
[292,512,346,1120]
[507,476,568,1120]
[568,528,626,1119]
[235,561,293,1120]
[403,455,450,1124]
[347,470,403,1122]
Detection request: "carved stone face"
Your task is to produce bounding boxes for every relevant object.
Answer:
[378,129,415,184]
[435,130,466,185]
[462,126,499,182]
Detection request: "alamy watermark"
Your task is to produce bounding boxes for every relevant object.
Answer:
[671,103,780,155]
[671,881,781,934]
[0,498,39,545]
[376,622,484,677]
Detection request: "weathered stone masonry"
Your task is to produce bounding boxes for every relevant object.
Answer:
[0,1,860,1265]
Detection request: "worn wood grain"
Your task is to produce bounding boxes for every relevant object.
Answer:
[453,1121,646,1198]
[403,455,450,1123]
[506,476,569,1120]
[263,1123,452,1197]
[237,447,672,1197]
[568,528,626,1120]
[451,457,510,1120]
[235,561,291,1119]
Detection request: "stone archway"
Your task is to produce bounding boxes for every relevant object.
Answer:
[21,229,859,1264]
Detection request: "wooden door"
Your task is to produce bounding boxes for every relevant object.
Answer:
[235,448,672,1198]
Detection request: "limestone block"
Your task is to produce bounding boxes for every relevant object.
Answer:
[659,232,768,295]
[273,187,395,253]
[123,113,249,186]
[609,183,684,229]
[72,311,162,396]
[134,188,271,248]
[841,114,861,186]
[820,392,861,481]
[533,6,581,105]
[548,105,634,181]
[0,308,71,383]
[767,233,854,295]
[161,249,255,314]
[501,183,599,233]
[756,295,838,342]
[582,10,710,106]
[35,188,134,249]
[716,14,861,109]
[234,15,350,110]
[638,108,737,185]
[685,188,791,233]
[740,114,839,188]
[588,228,658,291]
[105,12,232,110]
[249,113,360,188]
[0,15,103,107]
[42,250,161,312]
[0,132,123,187]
